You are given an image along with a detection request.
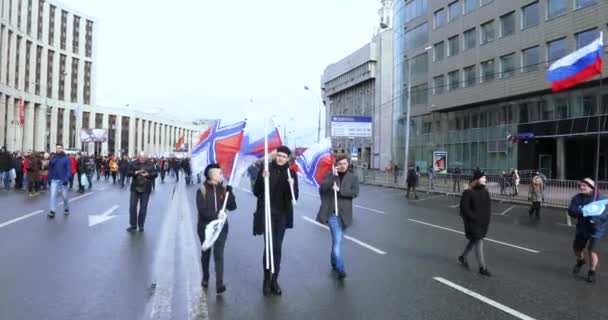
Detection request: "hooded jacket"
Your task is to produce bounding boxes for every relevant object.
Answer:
[49,152,72,183]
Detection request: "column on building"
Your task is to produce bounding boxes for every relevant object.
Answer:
[87,110,95,155]
[62,108,70,147]
[0,96,6,148]
[115,115,122,155]
[143,119,149,154]
[75,108,83,151]
[128,115,136,157]
[49,106,58,150]
[168,126,174,153]
[5,98,15,151]
[34,104,47,152]
[556,137,565,180]
[101,113,109,155]
[23,101,35,151]
[153,122,159,155]
[160,123,165,155]
[136,118,143,154]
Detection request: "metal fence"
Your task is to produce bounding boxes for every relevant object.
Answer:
[355,168,606,208]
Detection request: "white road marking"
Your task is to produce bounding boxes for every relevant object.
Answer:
[354,205,386,215]
[68,192,94,203]
[0,210,44,229]
[499,205,515,216]
[450,204,460,208]
[434,277,537,320]
[412,195,444,202]
[557,223,575,228]
[408,219,540,254]
[301,216,386,255]
[88,205,120,227]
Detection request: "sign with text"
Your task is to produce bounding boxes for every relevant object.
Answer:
[80,128,108,143]
[330,116,372,138]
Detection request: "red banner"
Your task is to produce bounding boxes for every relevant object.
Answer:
[18,97,25,127]
[175,135,185,152]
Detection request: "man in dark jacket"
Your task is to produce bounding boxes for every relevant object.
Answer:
[568,178,607,283]
[48,144,72,218]
[196,163,236,295]
[14,152,24,190]
[316,155,359,280]
[253,146,299,296]
[406,165,419,199]
[118,154,130,188]
[458,170,492,277]
[0,146,14,189]
[126,152,158,232]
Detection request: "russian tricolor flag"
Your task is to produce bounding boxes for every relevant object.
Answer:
[547,34,604,92]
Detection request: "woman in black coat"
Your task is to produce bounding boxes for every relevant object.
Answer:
[458,170,492,276]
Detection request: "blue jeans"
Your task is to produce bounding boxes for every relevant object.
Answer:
[328,215,345,272]
[1,171,10,189]
[50,180,70,213]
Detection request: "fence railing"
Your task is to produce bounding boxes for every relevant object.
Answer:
[355,168,602,208]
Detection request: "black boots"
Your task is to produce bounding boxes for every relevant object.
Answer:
[458,256,469,269]
[587,270,597,284]
[263,271,271,296]
[572,259,585,275]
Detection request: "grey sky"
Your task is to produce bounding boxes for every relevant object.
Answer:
[60,0,379,145]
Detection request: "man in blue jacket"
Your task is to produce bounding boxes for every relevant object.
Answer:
[568,178,608,283]
[48,144,72,218]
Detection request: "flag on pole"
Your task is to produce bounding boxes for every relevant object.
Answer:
[231,125,283,186]
[295,137,334,187]
[175,135,185,152]
[191,120,247,179]
[547,34,604,92]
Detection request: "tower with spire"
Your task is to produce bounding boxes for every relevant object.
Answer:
[379,0,393,29]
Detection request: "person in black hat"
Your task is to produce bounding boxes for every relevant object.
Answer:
[196,163,236,295]
[253,145,299,296]
[458,170,492,276]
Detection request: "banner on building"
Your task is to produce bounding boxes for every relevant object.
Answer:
[433,151,448,174]
[18,97,25,127]
[330,116,372,138]
[80,128,108,143]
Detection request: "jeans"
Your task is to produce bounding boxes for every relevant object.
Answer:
[129,191,151,228]
[328,215,345,272]
[50,179,70,213]
[1,171,10,189]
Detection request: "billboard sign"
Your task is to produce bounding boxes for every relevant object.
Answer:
[433,151,448,174]
[80,128,108,143]
[331,116,372,138]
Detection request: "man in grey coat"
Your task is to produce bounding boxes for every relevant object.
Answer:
[316,155,359,280]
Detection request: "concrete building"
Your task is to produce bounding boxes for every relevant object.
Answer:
[321,0,394,169]
[0,0,202,156]
[395,0,608,179]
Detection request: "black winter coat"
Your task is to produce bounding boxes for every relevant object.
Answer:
[460,185,491,240]
[127,160,158,193]
[252,161,299,236]
[0,151,13,171]
[196,183,236,227]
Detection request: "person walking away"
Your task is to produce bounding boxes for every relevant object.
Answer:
[196,164,237,295]
[39,153,50,190]
[104,157,111,181]
[0,146,14,190]
[76,153,88,193]
[528,175,544,220]
[159,157,168,183]
[458,170,492,277]
[126,152,158,232]
[68,154,77,189]
[513,169,520,196]
[253,146,299,296]
[316,155,359,280]
[428,166,435,191]
[48,144,72,218]
[95,155,102,181]
[406,165,419,199]
[26,153,42,196]
[110,156,119,184]
[182,158,192,185]
[453,167,462,193]
[14,152,24,191]
[568,178,608,283]
[119,155,130,188]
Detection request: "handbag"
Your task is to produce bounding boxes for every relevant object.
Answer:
[80,174,89,187]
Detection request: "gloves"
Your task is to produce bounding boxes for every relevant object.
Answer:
[226,185,233,194]
[218,210,227,220]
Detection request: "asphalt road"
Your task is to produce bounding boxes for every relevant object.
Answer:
[1,176,607,320]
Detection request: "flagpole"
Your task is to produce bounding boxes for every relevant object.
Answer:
[263,117,275,274]
[595,31,604,197]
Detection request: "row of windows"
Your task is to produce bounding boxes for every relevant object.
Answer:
[0,0,93,58]
[432,28,601,94]
[324,62,373,93]
[434,0,495,29]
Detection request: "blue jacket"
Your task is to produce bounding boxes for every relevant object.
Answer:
[49,152,72,183]
[568,193,608,239]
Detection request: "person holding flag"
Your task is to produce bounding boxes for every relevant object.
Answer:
[568,178,607,283]
[253,145,298,296]
[196,163,236,295]
[316,154,359,280]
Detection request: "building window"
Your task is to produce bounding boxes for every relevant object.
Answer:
[480,20,495,44]
[576,28,598,49]
[71,57,78,103]
[15,36,21,88]
[36,0,43,40]
[25,41,31,92]
[434,8,445,29]
[404,22,428,51]
[73,15,80,54]
[411,83,428,105]
[60,10,67,50]
[26,0,32,35]
[433,75,445,94]
[6,31,11,84]
[500,12,515,37]
[481,59,495,82]
[411,52,428,77]
[547,0,567,19]
[47,50,54,98]
[522,2,539,29]
[48,4,55,45]
[582,95,597,116]
[500,53,516,78]
[575,0,596,9]
[59,54,66,100]
[548,37,568,63]
[448,1,461,22]
[464,65,476,87]
[464,0,476,14]
[522,46,540,72]
[404,0,428,24]
[17,0,22,28]
[85,20,93,58]
[448,35,459,57]
[555,98,569,119]
[540,101,554,120]
[448,70,460,91]
[35,45,42,94]
[433,41,445,61]
[481,0,495,6]
[463,28,476,50]
[84,61,91,104]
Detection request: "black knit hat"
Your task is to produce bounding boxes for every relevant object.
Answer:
[276,145,292,156]
[470,170,485,182]
[204,163,221,179]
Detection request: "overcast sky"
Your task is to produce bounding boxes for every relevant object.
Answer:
[59,0,380,146]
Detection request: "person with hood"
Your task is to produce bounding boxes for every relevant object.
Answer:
[126,152,158,232]
[406,165,419,199]
[0,146,14,189]
[568,178,607,283]
[316,154,359,280]
[253,145,299,296]
[528,175,544,220]
[48,144,72,218]
[196,164,237,295]
[13,152,25,190]
[458,170,492,277]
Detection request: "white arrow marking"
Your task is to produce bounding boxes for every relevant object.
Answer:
[88,205,120,227]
